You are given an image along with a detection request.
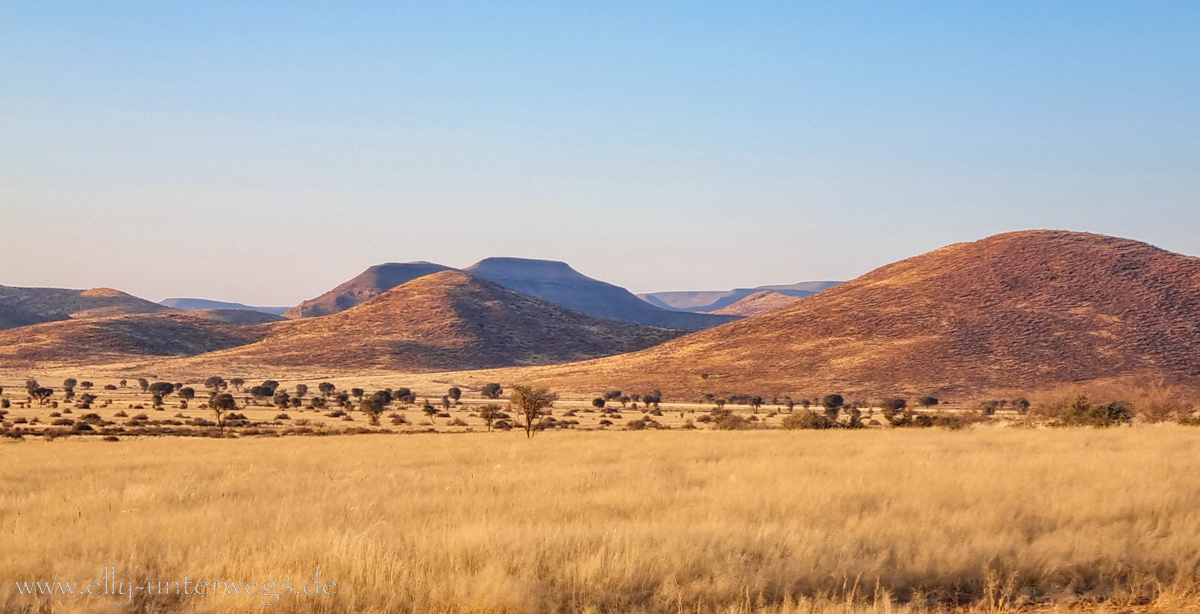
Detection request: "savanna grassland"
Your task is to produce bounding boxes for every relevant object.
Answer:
[4,428,1200,614]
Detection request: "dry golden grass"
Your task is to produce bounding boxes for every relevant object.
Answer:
[4,428,1200,613]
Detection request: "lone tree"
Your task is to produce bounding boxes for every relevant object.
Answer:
[318,382,336,397]
[918,396,939,409]
[479,404,503,431]
[447,387,461,404]
[137,378,150,393]
[63,378,78,391]
[509,385,557,439]
[204,376,227,392]
[481,383,503,399]
[422,401,439,423]
[30,387,54,406]
[211,393,237,433]
[592,397,606,410]
[178,387,196,402]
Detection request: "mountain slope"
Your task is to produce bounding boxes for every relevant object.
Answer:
[170,271,686,372]
[463,258,737,329]
[0,285,172,331]
[709,290,803,316]
[161,298,290,315]
[0,313,270,367]
[283,262,453,318]
[497,231,1200,396]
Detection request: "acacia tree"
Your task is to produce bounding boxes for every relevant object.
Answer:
[211,393,237,433]
[318,382,335,397]
[509,385,557,439]
[592,398,606,410]
[295,384,308,398]
[30,387,53,406]
[360,397,385,426]
[447,387,461,405]
[479,404,502,432]
[422,401,438,423]
[749,396,763,413]
[481,383,503,399]
[230,378,245,392]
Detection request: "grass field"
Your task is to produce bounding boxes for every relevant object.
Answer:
[4,428,1200,613]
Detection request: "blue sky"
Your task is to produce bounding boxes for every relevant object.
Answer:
[2,2,1198,305]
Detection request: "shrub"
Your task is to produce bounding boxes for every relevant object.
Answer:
[1042,394,1134,428]
[275,413,291,420]
[713,413,752,430]
[781,411,837,430]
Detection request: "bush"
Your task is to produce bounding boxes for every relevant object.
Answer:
[1046,394,1134,428]
[781,411,837,430]
[713,413,752,430]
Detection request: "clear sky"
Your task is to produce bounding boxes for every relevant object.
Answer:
[2,2,1198,306]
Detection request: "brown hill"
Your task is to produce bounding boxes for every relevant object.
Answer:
[709,290,802,316]
[283,262,452,318]
[0,285,171,330]
[491,231,1200,397]
[169,271,685,372]
[0,313,270,368]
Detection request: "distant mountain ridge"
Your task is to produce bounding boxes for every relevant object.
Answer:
[638,281,841,313]
[160,298,290,316]
[708,290,803,316]
[462,258,737,330]
[283,262,454,319]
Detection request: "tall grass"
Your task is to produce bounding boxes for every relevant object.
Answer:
[3,428,1200,613]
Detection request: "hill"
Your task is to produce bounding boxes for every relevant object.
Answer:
[160,298,290,315]
[638,281,841,313]
[0,285,171,331]
[166,271,686,373]
[462,258,737,329]
[0,313,270,368]
[489,231,1200,397]
[708,290,802,316]
[283,262,453,319]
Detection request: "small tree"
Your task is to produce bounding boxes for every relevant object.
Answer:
[749,396,763,413]
[592,397,606,410]
[204,376,227,392]
[148,381,175,398]
[273,391,291,408]
[178,387,196,402]
[479,404,502,431]
[137,378,150,393]
[318,382,335,397]
[63,378,78,390]
[422,401,438,423]
[30,387,54,405]
[509,385,557,439]
[79,381,93,390]
[229,378,245,392]
[447,387,462,404]
[351,388,365,401]
[295,384,308,398]
[440,396,451,412]
[211,393,237,433]
[822,394,844,420]
[481,383,503,399]
[360,397,385,425]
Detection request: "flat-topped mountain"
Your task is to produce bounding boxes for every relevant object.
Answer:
[160,298,290,316]
[286,257,737,330]
[462,258,736,329]
[639,281,841,313]
[500,231,1200,396]
[169,271,686,372]
[283,262,453,319]
[0,285,172,331]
